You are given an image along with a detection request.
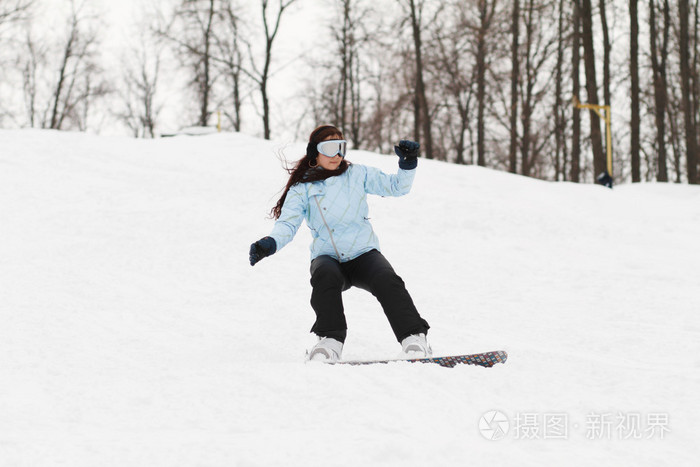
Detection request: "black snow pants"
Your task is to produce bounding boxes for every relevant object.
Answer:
[309,249,429,343]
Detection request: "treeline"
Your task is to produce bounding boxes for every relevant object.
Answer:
[0,0,698,184]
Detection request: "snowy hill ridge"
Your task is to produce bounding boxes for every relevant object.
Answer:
[1,129,698,466]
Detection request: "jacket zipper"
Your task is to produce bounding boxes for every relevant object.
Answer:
[314,196,342,259]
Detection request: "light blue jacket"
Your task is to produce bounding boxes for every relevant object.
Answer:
[269,164,416,262]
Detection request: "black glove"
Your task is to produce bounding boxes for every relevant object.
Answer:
[249,236,277,266]
[394,140,420,170]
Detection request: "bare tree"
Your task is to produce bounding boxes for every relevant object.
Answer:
[214,0,244,131]
[116,33,164,138]
[518,0,557,177]
[18,30,44,127]
[629,0,640,182]
[400,0,434,159]
[694,1,700,155]
[242,0,299,140]
[352,37,411,155]
[571,0,581,182]
[332,0,367,146]
[0,0,32,28]
[509,0,520,173]
[666,81,685,182]
[431,3,475,165]
[45,1,107,130]
[157,0,219,127]
[309,0,371,147]
[469,0,499,167]
[679,0,699,183]
[579,0,606,179]
[598,0,612,158]
[553,0,568,181]
[649,0,670,182]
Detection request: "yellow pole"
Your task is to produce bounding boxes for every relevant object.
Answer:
[604,108,612,175]
[572,96,613,178]
[217,111,222,133]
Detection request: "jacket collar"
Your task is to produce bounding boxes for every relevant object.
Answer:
[307,180,326,197]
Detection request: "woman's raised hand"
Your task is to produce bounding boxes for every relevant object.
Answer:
[394,140,420,170]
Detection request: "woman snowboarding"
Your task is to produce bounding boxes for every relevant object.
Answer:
[249,125,430,362]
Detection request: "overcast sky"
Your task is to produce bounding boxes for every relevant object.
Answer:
[83,0,327,139]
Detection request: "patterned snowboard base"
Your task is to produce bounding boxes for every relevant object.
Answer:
[335,350,508,368]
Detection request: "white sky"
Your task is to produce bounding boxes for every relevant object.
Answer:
[88,0,330,139]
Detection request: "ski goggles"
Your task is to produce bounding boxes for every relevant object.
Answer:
[316,140,347,158]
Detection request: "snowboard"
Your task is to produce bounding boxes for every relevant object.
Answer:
[335,350,507,368]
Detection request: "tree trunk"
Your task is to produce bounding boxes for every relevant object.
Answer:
[579,0,606,179]
[259,0,298,139]
[509,0,520,174]
[667,86,684,182]
[261,45,271,140]
[599,0,612,163]
[571,0,581,182]
[694,1,700,158]
[629,0,641,182]
[50,26,76,129]
[334,0,362,147]
[475,1,495,167]
[408,0,433,159]
[679,0,699,183]
[22,34,39,128]
[350,46,362,146]
[199,0,215,127]
[554,0,565,180]
[650,0,669,182]
[520,0,534,176]
[338,0,350,132]
[218,1,243,132]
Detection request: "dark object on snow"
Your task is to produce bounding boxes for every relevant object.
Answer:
[596,171,613,189]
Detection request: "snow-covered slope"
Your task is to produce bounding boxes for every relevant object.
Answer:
[1,129,698,466]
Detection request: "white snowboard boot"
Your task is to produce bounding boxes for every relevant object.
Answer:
[399,333,432,359]
[306,337,343,363]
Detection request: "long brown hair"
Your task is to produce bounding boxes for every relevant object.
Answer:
[270,125,350,219]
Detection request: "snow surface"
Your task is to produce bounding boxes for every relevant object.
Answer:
[1,129,699,466]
